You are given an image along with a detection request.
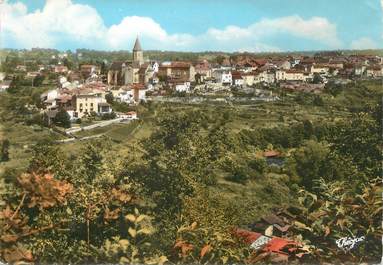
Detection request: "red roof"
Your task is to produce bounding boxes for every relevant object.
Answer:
[131,83,146,90]
[263,150,281,157]
[232,228,262,244]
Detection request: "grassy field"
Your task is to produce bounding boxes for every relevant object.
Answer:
[0,121,62,175]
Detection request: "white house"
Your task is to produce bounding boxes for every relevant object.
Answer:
[59,76,68,84]
[151,61,159,73]
[0,80,12,92]
[366,66,383,78]
[273,60,291,70]
[354,65,366,76]
[175,81,191,92]
[263,71,275,84]
[212,70,232,84]
[113,88,135,104]
[311,65,329,75]
[41,89,59,109]
[276,70,312,82]
[118,111,138,120]
[74,92,112,118]
[233,77,244,86]
[242,73,255,86]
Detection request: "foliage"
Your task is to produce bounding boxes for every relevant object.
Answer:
[105,92,114,104]
[324,82,343,96]
[101,112,117,120]
[313,95,324,106]
[1,139,10,162]
[173,187,249,264]
[0,140,160,264]
[292,178,382,263]
[312,73,323,84]
[53,108,71,128]
[327,107,382,179]
[97,208,166,264]
[287,140,331,190]
[32,75,45,87]
[0,73,381,264]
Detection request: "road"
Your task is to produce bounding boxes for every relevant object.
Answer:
[65,118,123,134]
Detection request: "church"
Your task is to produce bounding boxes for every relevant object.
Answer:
[107,37,158,86]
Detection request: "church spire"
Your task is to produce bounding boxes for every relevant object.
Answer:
[133,36,142,51]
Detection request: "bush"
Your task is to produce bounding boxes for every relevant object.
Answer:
[1,139,10,162]
[53,109,71,128]
[225,167,248,184]
[248,158,267,174]
[101,112,116,120]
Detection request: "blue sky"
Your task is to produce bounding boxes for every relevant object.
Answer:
[3,0,383,52]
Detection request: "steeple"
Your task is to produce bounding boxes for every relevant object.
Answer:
[132,36,144,65]
[133,36,142,51]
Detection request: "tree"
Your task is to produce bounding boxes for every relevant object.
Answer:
[288,140,331,191]
[53,109,71,128]
[302,119,314,138]
[312,73,322,84]
[1,139,10,162]
[105,93,114,104]
[328,109,381,179]
[33,75,45,87]
[0,141,159,264]
[313,95,324,106]
[28,140,67,176]
[215,55,226,65]
[62,57,73,69]
[324,82,343,96]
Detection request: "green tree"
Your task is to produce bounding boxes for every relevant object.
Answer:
[288,140,331,191]
[53,108,71,128]
[105,92,114,104]
[328,109,381,179]
[313,95,324,106]
[312,73,322,84]
[33,75,45,87]
[1,139,10,162]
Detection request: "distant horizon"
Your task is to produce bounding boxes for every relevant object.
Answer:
[2,47,383,55]
[2,0,383,52]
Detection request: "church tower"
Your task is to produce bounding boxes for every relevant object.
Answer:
[132,37,144,65]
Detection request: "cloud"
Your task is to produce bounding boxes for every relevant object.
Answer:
[350,37,378,49]
[2,0,343,52]
[200,15,342,51]
[253,16,342,47]
[106,16,195,50]
[2,0,106,48]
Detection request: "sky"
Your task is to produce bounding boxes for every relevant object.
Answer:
[1,0,383,52]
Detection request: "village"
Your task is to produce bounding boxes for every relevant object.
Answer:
[0,37,382,131]
[1,0,382,261]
